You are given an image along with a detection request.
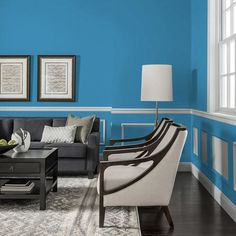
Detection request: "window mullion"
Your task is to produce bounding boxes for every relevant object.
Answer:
[221,0,224,40]
[227,41,231,108]
[235,38,236,74]
[235,38,236,106]
[231,0,234,35]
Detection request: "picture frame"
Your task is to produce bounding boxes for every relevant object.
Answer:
[38,55,76,101]
[0,55,30,101]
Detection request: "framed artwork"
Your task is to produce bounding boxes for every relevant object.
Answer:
[38,55,76,101]
[0,55,30,101]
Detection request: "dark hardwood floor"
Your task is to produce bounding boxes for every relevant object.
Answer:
[138,173,236,236]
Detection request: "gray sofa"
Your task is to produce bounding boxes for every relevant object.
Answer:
[0,117,100,178]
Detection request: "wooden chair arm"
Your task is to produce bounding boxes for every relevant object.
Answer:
[109,136,149,145]
[100,156,153,168]
[105,142,147,150]
[103,146,147,161]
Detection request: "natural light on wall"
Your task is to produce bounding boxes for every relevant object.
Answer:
[220,0,236,113]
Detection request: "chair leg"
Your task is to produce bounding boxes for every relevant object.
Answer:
[162,206,174,229]
[99,204,105,228]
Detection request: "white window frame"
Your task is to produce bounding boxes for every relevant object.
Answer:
[208,0,236,115]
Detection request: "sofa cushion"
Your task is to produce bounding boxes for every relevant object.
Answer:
[45,142,86,158]
[0,119,13,140]
[92,117,100,132]
[66,115,95,144]
[53,118,66,127]
[13,118,52,141]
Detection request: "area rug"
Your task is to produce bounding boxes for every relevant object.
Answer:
[0,178,141,236]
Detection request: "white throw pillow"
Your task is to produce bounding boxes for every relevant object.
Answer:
[41,125,77,143]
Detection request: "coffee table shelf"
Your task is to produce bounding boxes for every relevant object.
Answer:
[0,148,58,210]
[0,178,57,200]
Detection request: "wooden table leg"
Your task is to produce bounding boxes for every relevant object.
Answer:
[40,172,46,210]
[53,163,58,192]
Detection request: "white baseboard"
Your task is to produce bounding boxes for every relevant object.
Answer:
[178,162,192,172]
[191,164,236,222]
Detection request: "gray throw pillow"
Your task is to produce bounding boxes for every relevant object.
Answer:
[66,115,95,144]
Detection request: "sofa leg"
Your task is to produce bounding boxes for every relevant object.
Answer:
[162,206,174,229]
[95,165,99,174]
[99,205,105,227]
[88,171,94,179]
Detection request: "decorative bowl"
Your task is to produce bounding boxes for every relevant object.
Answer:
[0,145,18,155]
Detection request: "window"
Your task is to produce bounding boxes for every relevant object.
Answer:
[219,0,236,113]
[208,0,236,115]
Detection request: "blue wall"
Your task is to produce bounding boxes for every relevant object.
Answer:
[0,0,192,109]
[191,0,208,111]
[0,0,113,107]
[111,0,192,108]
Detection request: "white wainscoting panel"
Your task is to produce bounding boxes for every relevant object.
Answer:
[100,119,106,145]
[201,131,208,163]
[193,128,199,156]
[212,136,228,180]
[233,143,236,191]
[121,123,154,140]
[121,123,154,145]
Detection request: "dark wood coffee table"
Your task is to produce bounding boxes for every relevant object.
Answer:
[0,148,58,210]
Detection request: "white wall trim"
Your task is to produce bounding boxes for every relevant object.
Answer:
[0,106,191,114]
[1,106,236,126]
[192,109,236,126]
[191,164,236,222]
[111,108,190,114]
[0,106,112,112]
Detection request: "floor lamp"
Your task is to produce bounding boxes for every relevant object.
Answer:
[141,64,173,127]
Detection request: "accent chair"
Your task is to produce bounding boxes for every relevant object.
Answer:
[97,123,188,228]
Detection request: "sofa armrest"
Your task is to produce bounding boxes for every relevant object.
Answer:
[87,132,100,176]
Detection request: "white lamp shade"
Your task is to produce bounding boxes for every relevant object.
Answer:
[141,64,173,101]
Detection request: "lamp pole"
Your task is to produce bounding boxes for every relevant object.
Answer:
[155,101,159,127]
